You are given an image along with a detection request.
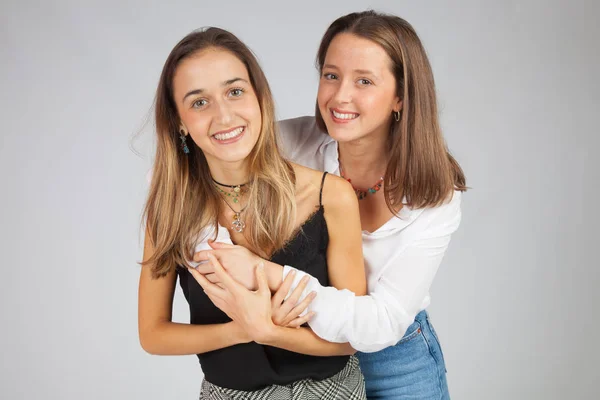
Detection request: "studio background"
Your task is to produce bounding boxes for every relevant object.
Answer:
[1,0,598,399]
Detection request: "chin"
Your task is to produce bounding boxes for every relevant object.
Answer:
[221,150,254,164]
[324,124,361,143]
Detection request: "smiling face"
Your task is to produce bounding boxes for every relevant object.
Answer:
[172,47,262,168]
[317,33,402,143]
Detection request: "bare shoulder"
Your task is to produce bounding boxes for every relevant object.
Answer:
[289,163,359,214]
[321,173,358,212]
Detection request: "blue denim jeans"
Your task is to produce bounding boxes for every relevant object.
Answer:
[356,310,450,399]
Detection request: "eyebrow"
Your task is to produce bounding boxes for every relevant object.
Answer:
[182,77,249,102]
[323,64,378,77]
[354,69,377,76]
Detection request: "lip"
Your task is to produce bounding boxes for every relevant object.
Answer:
[212,125,244,136]
[330,108,359,124]
[211,126,246,144]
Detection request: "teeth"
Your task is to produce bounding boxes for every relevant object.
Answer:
[213,127,244,141]
[332,110,359,120]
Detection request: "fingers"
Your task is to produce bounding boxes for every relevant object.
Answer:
[282,291,317,326]
[284,275,311,309]
[271,275,311,326]
[271,270,296,308]
[208,254,243,293]
[193,262,215,275]
[273,275,310,322]
[208,241,236,250]
[187,267,226,300]
[287,312,316,329]
[205,273,220,284]
[193,250,212,263]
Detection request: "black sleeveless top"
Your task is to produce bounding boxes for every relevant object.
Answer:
[177,172,349,391]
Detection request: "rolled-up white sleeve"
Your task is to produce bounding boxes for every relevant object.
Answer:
[282,191,462,352]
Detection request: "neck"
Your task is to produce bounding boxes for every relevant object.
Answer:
[207,159,250,187]
[338,126,389,181]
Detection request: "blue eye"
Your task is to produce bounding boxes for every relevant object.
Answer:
[192,99,208,108]
[229,88,244,97]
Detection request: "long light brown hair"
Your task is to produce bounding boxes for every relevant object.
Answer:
[143,28,296,278]
[315,11,467,211]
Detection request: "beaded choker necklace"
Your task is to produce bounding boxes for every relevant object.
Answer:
[340,166,383,200]
[212,177,248,204]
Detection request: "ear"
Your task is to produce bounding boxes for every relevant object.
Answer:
[393,98,403,112]
[179,124,189,136]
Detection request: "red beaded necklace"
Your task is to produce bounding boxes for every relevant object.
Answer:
[339,165,384,200]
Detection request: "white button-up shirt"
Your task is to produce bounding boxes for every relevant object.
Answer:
[277,116,462,353]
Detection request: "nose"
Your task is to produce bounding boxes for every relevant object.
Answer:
[214,98,233,126]
[332,79,353,104]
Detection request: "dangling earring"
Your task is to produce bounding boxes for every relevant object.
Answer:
[393,111,400,122]
[179,129,190,154]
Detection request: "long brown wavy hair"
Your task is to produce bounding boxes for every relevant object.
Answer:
[143,28,296,278]
[315,11,467,211]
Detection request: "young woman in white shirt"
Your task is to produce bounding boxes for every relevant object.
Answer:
[190,11,467,400]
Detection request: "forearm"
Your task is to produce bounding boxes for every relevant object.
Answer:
[282,266,414,352]
[282,235,454,352]
[264,260,284,292]
[140,321,249,356]
[260,326,355,357]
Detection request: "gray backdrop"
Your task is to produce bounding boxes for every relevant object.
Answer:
[1,0,598,399]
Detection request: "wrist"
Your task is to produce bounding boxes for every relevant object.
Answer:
[228,321,251,344]
[253,322,279,345]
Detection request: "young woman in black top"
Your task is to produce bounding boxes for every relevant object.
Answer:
[138,28,367,399]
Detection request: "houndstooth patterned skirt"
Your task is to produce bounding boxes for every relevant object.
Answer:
[199,355,366,400]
